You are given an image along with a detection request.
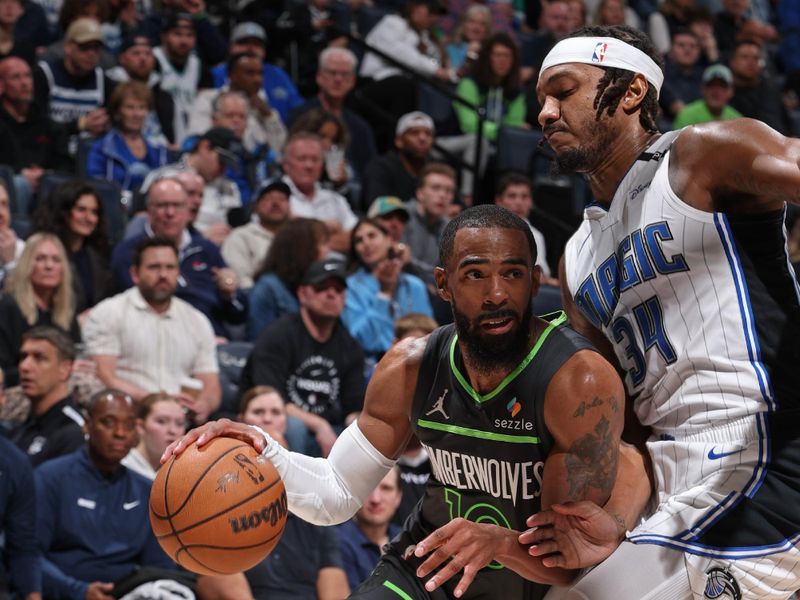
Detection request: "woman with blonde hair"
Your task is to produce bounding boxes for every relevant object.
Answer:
[0,232,80,384]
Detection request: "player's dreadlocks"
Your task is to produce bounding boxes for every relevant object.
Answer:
[564,25,663,133]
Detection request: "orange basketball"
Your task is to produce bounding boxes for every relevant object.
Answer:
[149,436,287,576]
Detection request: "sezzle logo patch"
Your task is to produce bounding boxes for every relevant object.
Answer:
[494,398,535,432]
[592,42,608,63]
[506,397,521,417]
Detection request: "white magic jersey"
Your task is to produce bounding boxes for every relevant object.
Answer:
[564,132,797,438]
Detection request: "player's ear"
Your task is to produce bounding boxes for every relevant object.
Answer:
[623,73,649,112]
[530,265,542,299]
[434,266,451,302]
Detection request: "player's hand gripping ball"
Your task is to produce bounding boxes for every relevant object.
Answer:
[149,436,287,575]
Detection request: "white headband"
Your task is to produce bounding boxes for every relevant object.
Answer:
[539,37,663,98]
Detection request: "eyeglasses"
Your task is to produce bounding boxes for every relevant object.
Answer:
[322,68,354,79]
[75,42,103,53]
[312,281,346,294]
[151,201,187,212]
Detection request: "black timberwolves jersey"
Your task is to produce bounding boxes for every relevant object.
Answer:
[391,312,596,599]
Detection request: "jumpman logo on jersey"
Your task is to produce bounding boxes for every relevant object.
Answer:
[426,389,450,420]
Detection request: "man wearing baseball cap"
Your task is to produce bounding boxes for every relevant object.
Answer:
[153,13,213,144]
[140,126,243,236]
[240,257,366,457]
[140,2,227,66]
[36,17,113,139]
[210,21,304,124]
[367,196,410,243]
[362,111,435,209]
[222,180,291,289]
[673,64,742,128]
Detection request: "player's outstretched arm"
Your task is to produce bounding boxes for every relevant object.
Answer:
[161,336,423,526]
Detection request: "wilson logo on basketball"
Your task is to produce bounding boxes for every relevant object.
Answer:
[229,491,288,534]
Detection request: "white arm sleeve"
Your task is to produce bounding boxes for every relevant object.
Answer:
[252,421,396,525]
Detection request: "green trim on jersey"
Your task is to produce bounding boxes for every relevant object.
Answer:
[417,419,541,444]
[448,312,568,404]
[382,580,413,599]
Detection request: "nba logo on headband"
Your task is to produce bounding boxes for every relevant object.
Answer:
[592,42,607,63]
[540,36,664,98]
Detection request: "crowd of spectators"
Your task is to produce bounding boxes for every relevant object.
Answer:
[0,0,797,597]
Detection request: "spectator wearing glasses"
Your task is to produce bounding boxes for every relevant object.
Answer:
[110,175,246,338]
[142,127,243,238]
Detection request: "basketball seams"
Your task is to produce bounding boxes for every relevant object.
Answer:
[173,529,284,576]
[155,484,285,538]
[164,441,252,571]
[175,529,284,552]
[174,547,229,575]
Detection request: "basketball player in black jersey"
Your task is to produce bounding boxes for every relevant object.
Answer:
[163,205,648,599]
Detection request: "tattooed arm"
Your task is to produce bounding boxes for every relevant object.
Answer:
[539,349,625,507]
[518,348,650,570]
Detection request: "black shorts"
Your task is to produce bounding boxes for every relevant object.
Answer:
[348,548,449,600]
[349,527,546,600]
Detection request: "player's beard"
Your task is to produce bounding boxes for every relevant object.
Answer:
[451,301,533,376]
[551,116,616,175]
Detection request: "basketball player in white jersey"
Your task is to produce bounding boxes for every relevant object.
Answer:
[520,24,800,600]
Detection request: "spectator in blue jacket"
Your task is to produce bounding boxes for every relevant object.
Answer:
[211,22,304,125]
[342,218,433,363]
[34,389,184,600]
[111,175,246,337]
[248,216,329,339]
[86,81,169,193]
[0,366,41,600]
